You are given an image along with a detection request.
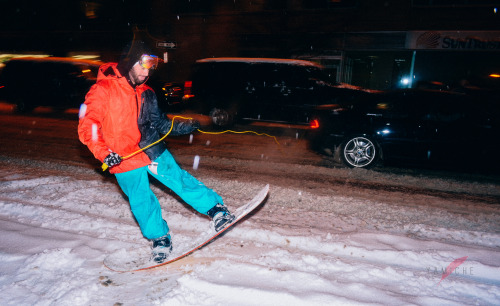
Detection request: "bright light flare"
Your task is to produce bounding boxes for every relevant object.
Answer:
[377,129,391,135]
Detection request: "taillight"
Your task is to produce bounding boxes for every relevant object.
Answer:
[310,119,320,129]
[183,80,194,99]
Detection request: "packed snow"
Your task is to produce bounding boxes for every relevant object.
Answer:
[0,154,499,305]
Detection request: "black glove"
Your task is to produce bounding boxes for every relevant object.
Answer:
[189,119,201,132]
[103,152,121,168]
[169,119,201,135]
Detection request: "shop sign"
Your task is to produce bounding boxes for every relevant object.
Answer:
[408,31,500,50]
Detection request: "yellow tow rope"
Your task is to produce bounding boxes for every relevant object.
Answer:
[101,115,280,171]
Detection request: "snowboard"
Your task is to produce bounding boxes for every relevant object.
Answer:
[104,184,269,272]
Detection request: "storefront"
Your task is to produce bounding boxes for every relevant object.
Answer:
[300,31,500,90]
[407,31,500,90]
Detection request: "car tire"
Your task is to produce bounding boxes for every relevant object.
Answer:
[340,136,379,168]
[209,106,238,127]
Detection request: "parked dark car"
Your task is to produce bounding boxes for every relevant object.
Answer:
[182,57,369,126]
[308,89,500,170]
[0,57,103,112]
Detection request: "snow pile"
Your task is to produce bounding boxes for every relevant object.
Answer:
[0,156,499,305]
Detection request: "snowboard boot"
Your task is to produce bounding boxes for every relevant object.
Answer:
[151,233,173,264]
[207,204,235,232]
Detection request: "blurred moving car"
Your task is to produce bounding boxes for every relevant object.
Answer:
[148,81,186,113]
[0,57,103,112]
[182,57,369,126]
[308,89,500,169]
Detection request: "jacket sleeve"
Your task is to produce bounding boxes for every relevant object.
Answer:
[145,90,197,136]
[78,84,111,162]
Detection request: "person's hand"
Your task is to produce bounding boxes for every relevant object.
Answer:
[171,119,201,135]
[103,152,121,168]
[189,119,201,132]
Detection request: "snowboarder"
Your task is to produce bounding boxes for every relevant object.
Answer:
[78,39,234,263]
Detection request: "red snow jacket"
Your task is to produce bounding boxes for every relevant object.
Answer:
[79,63,199,174]
[78,63,153,174]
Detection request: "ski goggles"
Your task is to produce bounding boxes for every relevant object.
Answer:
[138,54,160,70]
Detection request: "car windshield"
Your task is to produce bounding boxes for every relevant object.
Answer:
[303,66,336,85]
[243,63,336,88]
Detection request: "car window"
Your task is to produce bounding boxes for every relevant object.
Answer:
[191,62,247,93]
[353,91,431,120]
[0,60,34,83]
[377,97,411,119]
[431,98,464,122]
[301,66,335,85]
[283,65,316,88]
[242,64,323,90]
[462,92,500,126]
[354,93,406,118]
[415,92,465,123]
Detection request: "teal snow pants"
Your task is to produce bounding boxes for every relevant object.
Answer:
[115,150,223,240]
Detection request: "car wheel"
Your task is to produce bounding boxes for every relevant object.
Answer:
[209,107,237,127]
[341,136,379,168]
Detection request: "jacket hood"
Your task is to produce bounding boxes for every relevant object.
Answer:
[96,62,123,82]
[96,62,150,90]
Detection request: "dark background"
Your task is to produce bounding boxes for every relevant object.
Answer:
[1,0,500,89]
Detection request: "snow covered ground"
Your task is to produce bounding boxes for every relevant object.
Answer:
[0,154,499,305]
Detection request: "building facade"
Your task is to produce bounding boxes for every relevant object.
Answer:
[2,1,500,90]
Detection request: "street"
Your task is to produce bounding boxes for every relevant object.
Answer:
[0,104,499,205]
[1,105,500,305]
[0,105,323,170]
